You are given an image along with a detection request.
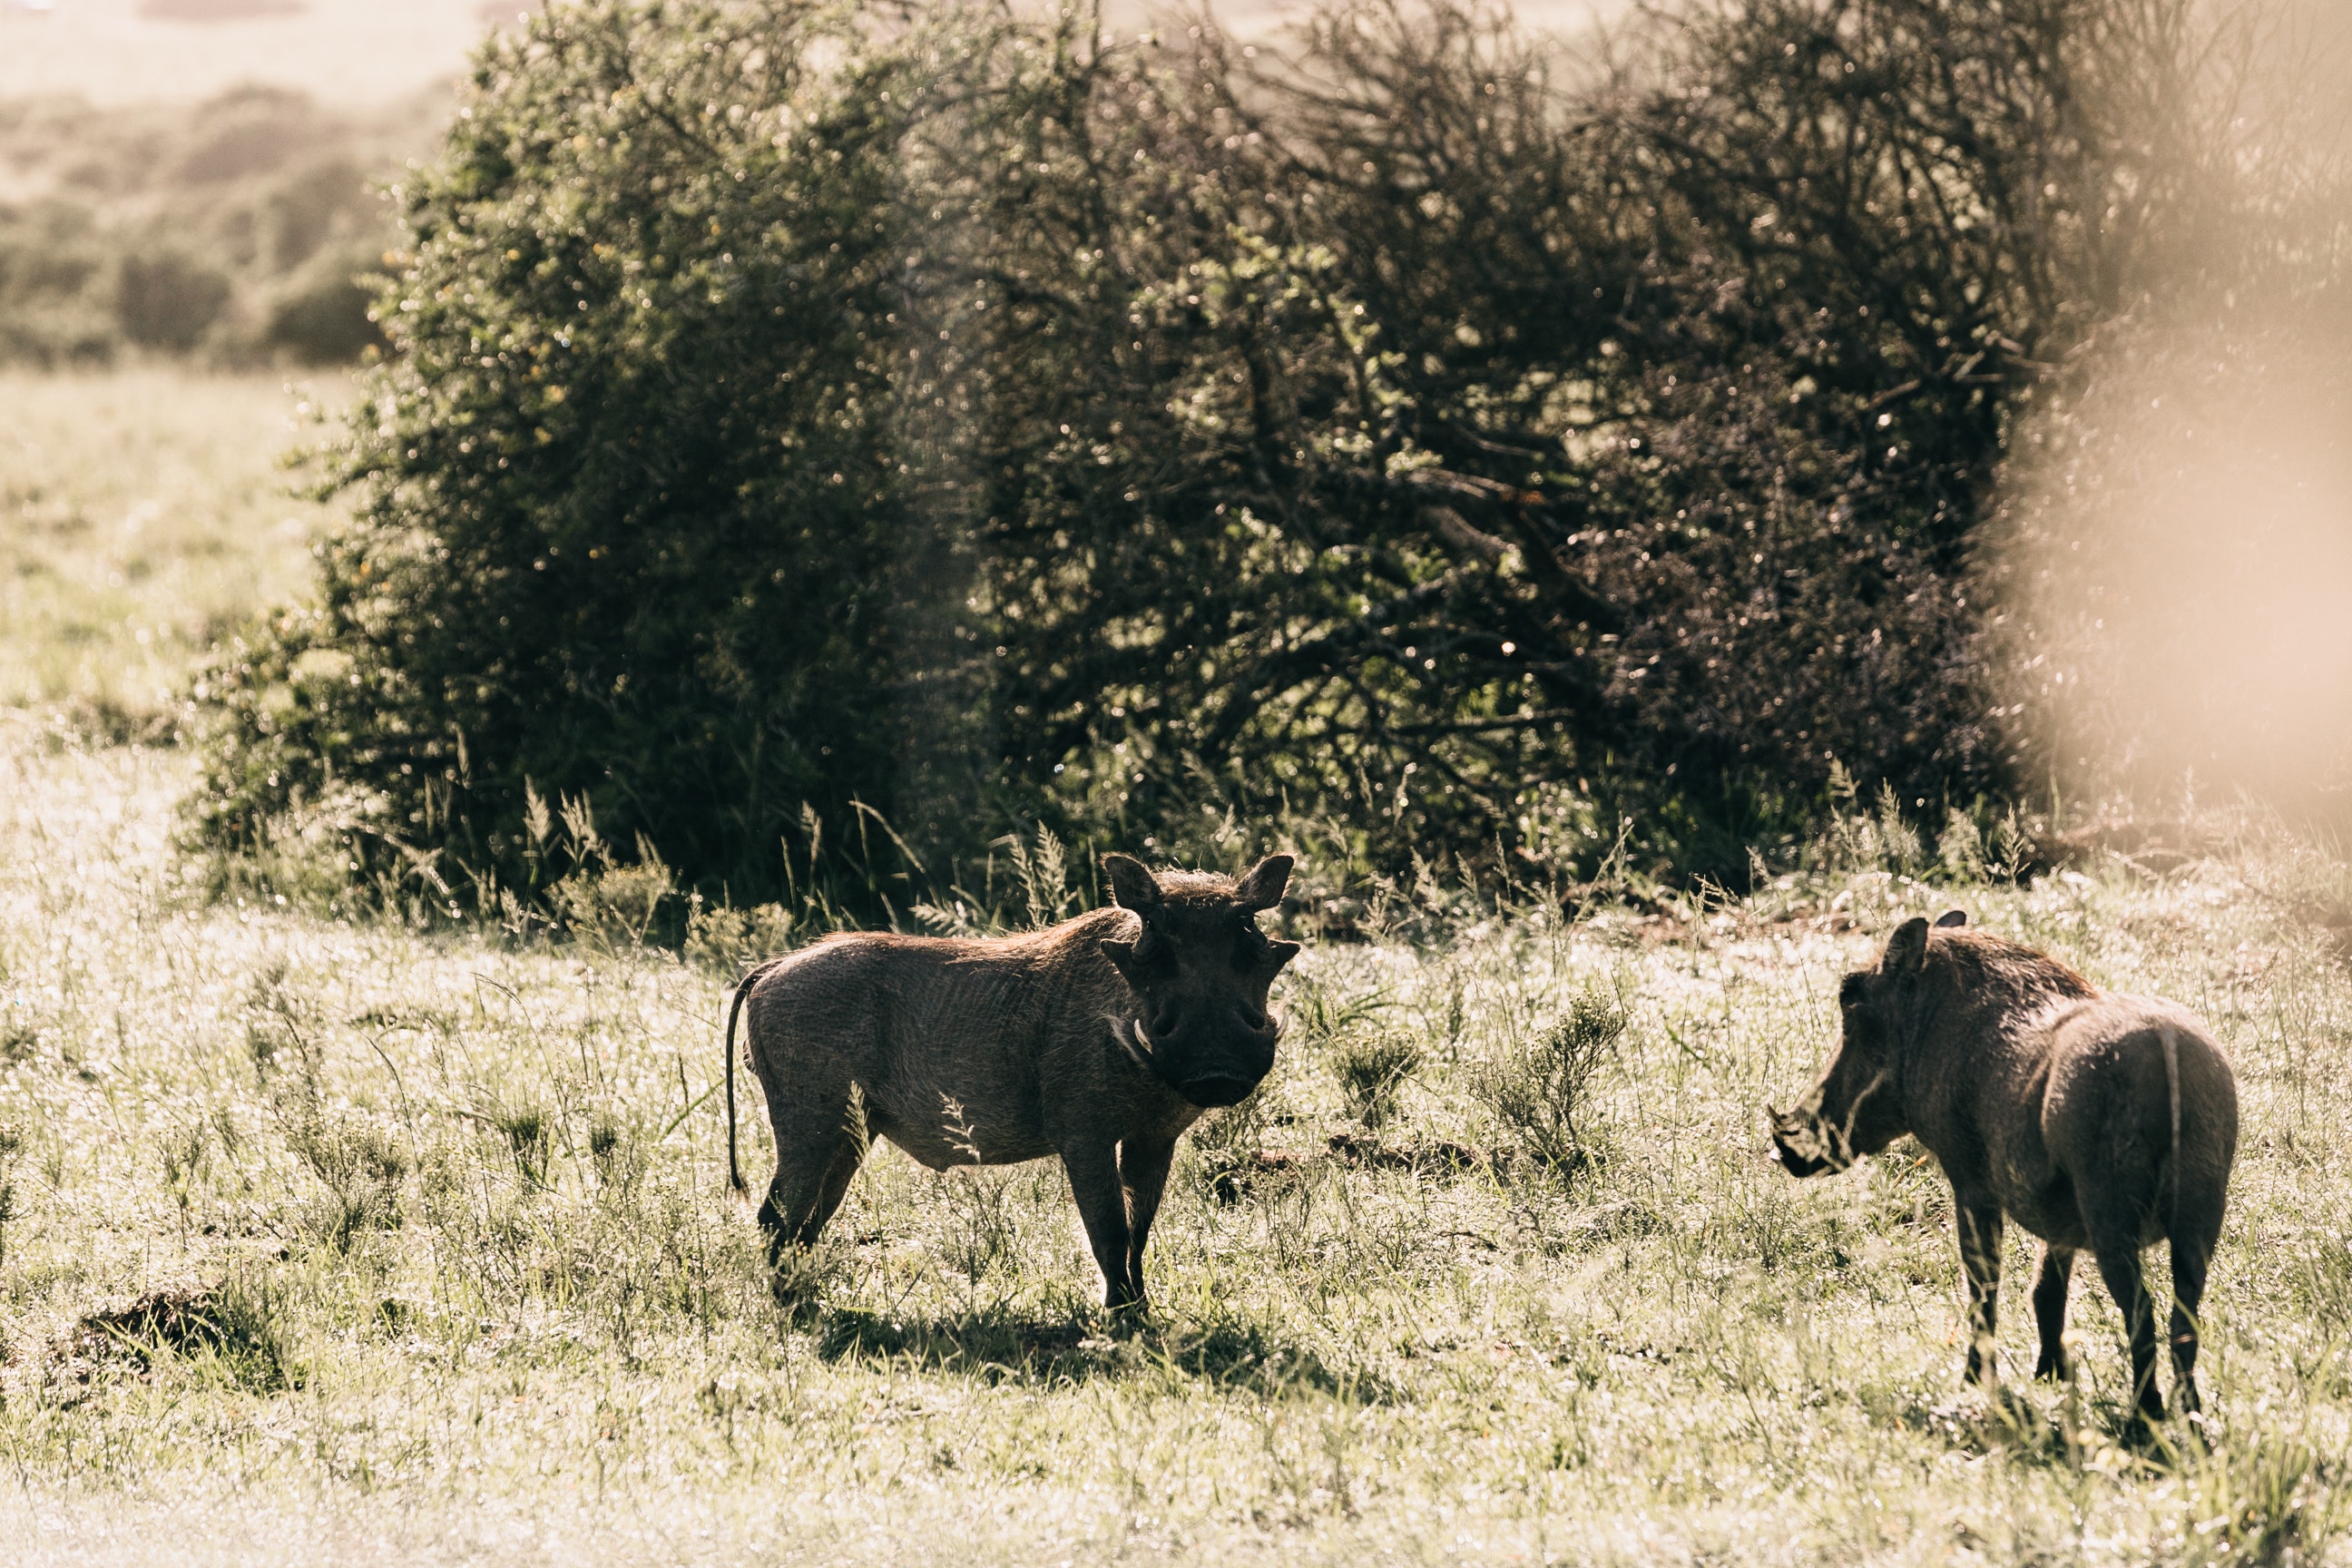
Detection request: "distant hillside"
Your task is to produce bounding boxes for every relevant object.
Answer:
[0,0,503,108]
[0,86,441,364]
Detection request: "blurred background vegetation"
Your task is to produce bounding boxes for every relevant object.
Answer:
[4,0,2343,924]
[0,86,438,364]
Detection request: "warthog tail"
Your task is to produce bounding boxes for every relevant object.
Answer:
[725,957,789,1200]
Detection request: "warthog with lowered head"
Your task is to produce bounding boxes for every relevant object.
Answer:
[724,854,1299,1308]
[1769,911,2238,1436]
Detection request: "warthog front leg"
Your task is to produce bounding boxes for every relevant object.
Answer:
[2031,1244,2076,1382]
[1953,1191,2004,1388]
[1119,1136,1178,1305]
[759,1083,869,1272]
[1061,1141,1139,1311]
[760,1135,865,1263]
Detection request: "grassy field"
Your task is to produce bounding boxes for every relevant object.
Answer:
[0,368,349,732]
[3,374,2351,1565]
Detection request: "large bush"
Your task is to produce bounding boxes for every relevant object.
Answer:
[191,0,2280,908]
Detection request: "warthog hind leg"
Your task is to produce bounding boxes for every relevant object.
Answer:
[1954,1191,2004,1388]
[1118,1136,1178,1305]
[2085,1189,2165,1435]
[1061,1140,1139,1311]
[2166,1183,2224,1417]
[2031,1244,2076,1381]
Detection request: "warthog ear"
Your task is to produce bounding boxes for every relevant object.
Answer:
[1882,916,1931,975]
[1232,853,1295,912]
[1102,853,1162,913]
[1100,937,1142,988]
[1935,908,1967,928]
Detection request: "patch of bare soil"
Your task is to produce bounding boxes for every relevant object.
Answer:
[52,1280,299,1391]
[54,1287,233,1376]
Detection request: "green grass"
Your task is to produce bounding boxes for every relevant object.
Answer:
[0,367,348,731]
[3,370,2350,1563]
[3,721,2349,1563]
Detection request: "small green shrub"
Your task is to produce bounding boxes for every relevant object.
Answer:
[1473,984,1626,1178]
[280,1102,408,1250]
[550,858,675,952]
[480,1102,554,1190]
[191,1271,306,1395]
[1330,1030,1424,1132]
[683,899,797,973]
[2175,1434,2343,1568]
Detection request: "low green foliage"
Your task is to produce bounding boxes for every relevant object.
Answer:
[1329,1029,1424,1132]
[184,0,2351,914]
[1470,979,1626,1177]
[9,726,2352,1562]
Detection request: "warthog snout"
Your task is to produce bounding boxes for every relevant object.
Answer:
[1135,992,1281,1107]
[1175,1071,1261,1109]
[1766,1104,1837,1178]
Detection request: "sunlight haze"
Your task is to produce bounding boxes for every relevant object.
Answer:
[0,0,1638,105]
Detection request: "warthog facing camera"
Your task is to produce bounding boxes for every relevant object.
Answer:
[725,854,1299,1308]
[1769,911,2237,1435]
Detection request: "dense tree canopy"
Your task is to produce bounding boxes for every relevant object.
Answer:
[191,0,2307,910]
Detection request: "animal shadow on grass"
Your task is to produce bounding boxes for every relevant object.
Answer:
[814,1304,1382,1399]
[1200,1132,1505,1206]
[1871,1378,2181,1467]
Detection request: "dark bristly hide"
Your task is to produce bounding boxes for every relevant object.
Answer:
[1769,911,2239,1439]
[724,854,1298,1310]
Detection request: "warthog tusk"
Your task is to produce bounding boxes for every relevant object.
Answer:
[1115,1016,1157,1071]
[1823,1068,1891,1171]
